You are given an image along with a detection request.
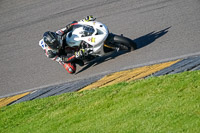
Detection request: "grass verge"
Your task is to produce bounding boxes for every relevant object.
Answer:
[0,71,200,133]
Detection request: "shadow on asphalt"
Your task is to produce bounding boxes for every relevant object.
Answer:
[134,26,171,49]
[75,51,127,74]
[76,27,171,74]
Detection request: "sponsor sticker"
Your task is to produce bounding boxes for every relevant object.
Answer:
[91,37,95,43]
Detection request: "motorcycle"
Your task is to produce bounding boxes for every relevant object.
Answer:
[39,19,137,74]
[65,20,137,63]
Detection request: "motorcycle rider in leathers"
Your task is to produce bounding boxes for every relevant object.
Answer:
[39,16,95,74]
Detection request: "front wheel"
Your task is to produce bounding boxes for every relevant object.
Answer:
[105,34,137,52]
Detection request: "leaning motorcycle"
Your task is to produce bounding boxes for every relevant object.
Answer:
[65,20,137,63]
[39,20,137,74]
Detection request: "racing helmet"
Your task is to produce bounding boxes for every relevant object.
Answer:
[43,31,61,49]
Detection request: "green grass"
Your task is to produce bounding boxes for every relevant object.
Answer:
[0,71,200,133]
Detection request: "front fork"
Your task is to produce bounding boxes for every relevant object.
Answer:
[104,33,120,52]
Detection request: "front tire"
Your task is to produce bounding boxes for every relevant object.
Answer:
[113,35,137,51]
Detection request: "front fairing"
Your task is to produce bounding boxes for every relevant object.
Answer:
[65,32,82,47]
[66,24,95,47]
[65,21,109,56]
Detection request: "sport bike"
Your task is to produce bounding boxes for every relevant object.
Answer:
[65,20,137,62]
[39,20,137,74]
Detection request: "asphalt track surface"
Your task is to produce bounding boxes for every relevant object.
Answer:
[0,0,200,97]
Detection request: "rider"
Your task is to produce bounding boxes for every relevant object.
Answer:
[39,16,95,74]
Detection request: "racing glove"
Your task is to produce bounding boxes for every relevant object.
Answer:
[75,49,88,59]
[84,16,95,22]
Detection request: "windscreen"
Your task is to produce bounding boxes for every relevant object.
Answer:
[73,25,95,37]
